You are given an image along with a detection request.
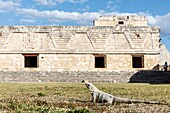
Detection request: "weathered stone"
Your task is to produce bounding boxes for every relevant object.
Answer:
[0,70,136,82]
[0,70,169,83]
[0,15,169,82]
[0,16,161,71]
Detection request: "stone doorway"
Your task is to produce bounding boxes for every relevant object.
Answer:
[94,55,106,68]
[23,54,38,68]
[132,56,144,68]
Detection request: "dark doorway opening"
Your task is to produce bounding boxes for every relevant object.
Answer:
[118,21,124,25]
[95,56,106,68]
[132,56,144,68]
[24,55,38,68]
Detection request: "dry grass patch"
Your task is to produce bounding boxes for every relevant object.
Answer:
[0,82,169,112]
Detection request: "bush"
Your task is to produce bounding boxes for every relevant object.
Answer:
[66,108,90,113]
[37,92,46,97]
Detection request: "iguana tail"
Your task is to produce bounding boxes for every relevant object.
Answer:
[113,96,167,105]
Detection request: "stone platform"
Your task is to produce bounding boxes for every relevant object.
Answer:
[0,70,169,84]
[129,70,170,84]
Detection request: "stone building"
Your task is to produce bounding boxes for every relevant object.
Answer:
[0,15,160,71]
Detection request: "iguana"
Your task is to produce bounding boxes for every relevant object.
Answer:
[82,80,167,105]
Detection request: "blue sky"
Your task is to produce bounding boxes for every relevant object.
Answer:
[0,0,170,51]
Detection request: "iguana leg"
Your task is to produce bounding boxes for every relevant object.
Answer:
[90,93,93,102]
[92,93,97,103]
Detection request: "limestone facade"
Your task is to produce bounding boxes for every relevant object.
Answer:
[0,16,160,71]
[94,15,148,26]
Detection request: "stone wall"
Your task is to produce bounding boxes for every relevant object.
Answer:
[0,16,160,71]
[0,54,22,68]
[144,55,159,69]
[159,44,170,65]
[0,16,164,83]
[0,26,160,51]
[39,54,94,70]
[0,70,136,83]
[0,70,169,83]
[94,16,148,26]
[0,53,159,70]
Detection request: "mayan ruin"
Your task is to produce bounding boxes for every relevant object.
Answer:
[1,0,170,112]
[0,15,169,82]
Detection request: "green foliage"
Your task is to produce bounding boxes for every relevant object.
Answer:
[66,108,90,113]
[5,99,35,112]
[36,107,50,112]
[37,92,46,97]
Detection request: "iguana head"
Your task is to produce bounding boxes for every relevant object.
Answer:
[82,80,98,92]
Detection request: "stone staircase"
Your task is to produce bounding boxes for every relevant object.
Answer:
[50,32,71,49]
[131,37,145,48]
[159,44,170,65]
[0,32,10,48]
[0,70,169,83]
[90,32,109,48]
[0,70,134,83]
[129,70,170,84]
[124,33,145,49]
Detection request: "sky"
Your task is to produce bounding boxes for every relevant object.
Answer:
[0,0,170,51]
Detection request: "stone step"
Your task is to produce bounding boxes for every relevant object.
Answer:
[2,34,9,37]
[92,38,107,40]
[94,43,106,45]
[131,37,145,39]
[132,42,142,44]
[131,41,143,43]
[94,42,106,45]
[0,70,134,83]
[56,44,67,46]
[129,71,170,84]
[52,34,72,37]
[0,40,6,43]
[94,40,107,42]
[131,41,143,44]
[132,44,142,46]
[131,39,144,41]
[53,38,70,40]
[0,70,169,83]
[0,44,4,46]
[54,43,68,46]
[0,41,6,45]
[54,40,69,43]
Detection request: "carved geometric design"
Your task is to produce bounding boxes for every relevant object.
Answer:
[88,32,108,48]
[51,31,72,49]
[141,33,152,49]
[23,32,37,49]
[39,33,56,49]
[124,32,147,49]
[0,26,160,52]
[0,32,11,49]
[105,33,131,50]
[67,32,93,50]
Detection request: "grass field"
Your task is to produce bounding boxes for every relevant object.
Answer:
[0,82,169,112]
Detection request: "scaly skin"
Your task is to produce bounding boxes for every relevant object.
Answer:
[82,80,167,105]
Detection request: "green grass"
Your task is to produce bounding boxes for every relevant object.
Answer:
[0,82,169,112]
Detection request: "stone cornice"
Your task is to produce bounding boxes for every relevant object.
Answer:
[0,26,160,33]
[0,49,160,55]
